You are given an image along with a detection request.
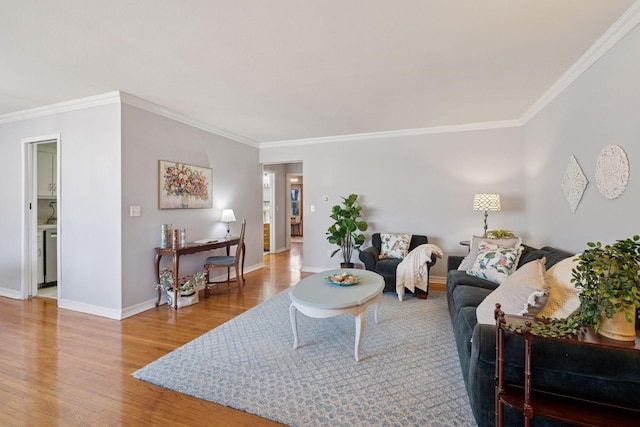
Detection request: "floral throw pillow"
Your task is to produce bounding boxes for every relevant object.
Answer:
[467,243,523,284]
[379,233,412,259]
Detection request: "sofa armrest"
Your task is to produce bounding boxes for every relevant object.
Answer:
[427,254,437,268]
[359,247,380,271]
[448,255,464,272]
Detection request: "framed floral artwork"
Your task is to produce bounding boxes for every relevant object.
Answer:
[158,160,213,209]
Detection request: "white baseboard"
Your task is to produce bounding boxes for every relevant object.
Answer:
[0,287,23,300]
[57,298,122,320]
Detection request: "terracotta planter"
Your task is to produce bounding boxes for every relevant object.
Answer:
[598,306,636,341]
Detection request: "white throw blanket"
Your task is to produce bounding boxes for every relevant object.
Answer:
[396,243,443,301]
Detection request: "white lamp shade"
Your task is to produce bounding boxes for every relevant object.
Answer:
[473,194,501,212]
[221,209,236,222]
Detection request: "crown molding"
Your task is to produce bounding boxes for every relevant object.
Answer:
[260,119,522,148]
[0,90,259,147]
[520,0,640,124]
[0,91,121,125]
[118,92,259,147]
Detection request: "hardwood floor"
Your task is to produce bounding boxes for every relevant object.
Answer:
[0,243,307,426]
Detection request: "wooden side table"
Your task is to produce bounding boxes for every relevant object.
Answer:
[154,238,244,308]
[495,308,640,427]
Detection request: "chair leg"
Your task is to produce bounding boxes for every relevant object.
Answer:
[235,264,242,293]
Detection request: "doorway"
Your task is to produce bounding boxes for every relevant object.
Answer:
[262,171,275,253]
[290,176,303,242]
[23,134,60,300]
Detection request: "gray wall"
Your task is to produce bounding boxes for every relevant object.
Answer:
[261,127,526,279]
[0,103,123,314]
[121,104,262,311]
[523,21,640,252]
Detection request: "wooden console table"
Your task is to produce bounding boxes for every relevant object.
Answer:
[495,310,640,427]
[154,238,245,309]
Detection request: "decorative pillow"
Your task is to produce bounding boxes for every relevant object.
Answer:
[537,255,581,319]
[466,243,523,284]
[476,258,548,325]
[379,233,412,259]
[458,235,522,271]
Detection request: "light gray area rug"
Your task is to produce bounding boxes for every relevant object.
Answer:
[134,290,477,426]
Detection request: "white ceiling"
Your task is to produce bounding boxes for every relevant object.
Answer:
[0,0,636,143]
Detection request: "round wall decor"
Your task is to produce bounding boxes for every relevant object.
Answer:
[595,144,629,199]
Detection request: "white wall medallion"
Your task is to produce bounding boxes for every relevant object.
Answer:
[561,155,588,213]
[595,144,629,199]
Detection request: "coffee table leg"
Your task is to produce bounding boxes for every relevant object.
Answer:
[374,302,380,324]
[354,312,366,361]
[289,303,299,349]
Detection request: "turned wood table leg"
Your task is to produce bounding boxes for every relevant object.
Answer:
[154,253,162,307]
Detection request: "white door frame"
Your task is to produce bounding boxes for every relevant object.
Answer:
[22,134,60,299]
[264,170,275,253]
[285,173,303,250]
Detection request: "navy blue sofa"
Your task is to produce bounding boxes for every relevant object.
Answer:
[446,244,640,427]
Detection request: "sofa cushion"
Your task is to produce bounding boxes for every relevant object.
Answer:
[458,235,522,271]
[475,258,548,325]
[379,233,412,259]
[452,285,493,314]
[447,270,500,294]
[539,246,577,269]
[374,257,402,278]
[518,245,575,270]
[538,255,581,319]
[466,243,523,284]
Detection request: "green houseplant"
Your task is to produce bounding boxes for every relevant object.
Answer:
[326,194,368,267]
[571,235,640,340]
[524,235,640,340]
[486,229,515,238]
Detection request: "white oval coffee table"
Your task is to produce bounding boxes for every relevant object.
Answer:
[288,269,384,361]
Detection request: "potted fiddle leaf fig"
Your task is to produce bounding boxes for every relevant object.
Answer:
[326,194,368,268]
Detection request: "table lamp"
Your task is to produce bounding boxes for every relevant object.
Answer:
[473,194,501,237]
[221,209,236,239]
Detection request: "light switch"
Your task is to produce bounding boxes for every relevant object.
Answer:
[130,206,141,217]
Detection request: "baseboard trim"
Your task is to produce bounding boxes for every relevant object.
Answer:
[0,287,24,300]
[57,298,122,320]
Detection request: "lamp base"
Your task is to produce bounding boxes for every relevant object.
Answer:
[483,211,488,237]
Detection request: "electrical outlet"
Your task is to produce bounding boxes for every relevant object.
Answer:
[130,206,141,217]
[310,205,316,212]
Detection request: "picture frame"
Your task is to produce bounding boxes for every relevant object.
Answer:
[158,160,213,209]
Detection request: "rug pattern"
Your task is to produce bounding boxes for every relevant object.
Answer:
[134,290,477,426]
